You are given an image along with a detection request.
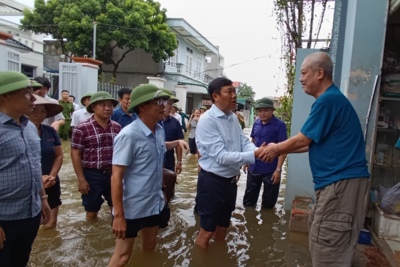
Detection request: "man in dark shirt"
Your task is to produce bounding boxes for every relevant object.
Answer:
[160,89,184,174]
[111,87,137,128]
[0,71,51,266]
[243,98,287,208]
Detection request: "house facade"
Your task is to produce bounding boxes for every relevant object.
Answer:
[162,18,223,113]
[0,0,44,77]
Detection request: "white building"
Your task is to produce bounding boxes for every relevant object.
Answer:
[0,0,44,77]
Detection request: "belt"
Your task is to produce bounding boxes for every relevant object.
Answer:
[83,168,112,174]
[201,169,238,184]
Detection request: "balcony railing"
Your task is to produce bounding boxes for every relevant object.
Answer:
[164,62,215,84]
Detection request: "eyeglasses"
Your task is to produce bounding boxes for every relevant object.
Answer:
[156,99,167,106]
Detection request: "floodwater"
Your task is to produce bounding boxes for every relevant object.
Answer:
[29,129,312,267]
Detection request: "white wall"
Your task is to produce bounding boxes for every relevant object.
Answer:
[0,18,44,77]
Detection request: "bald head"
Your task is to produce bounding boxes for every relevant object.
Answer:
[304,52,333,80]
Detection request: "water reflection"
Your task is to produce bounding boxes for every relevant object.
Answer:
[29,133,312,267]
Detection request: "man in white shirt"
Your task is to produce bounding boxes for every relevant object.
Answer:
[170,103,182,126]
[71,93,92,130]
[32,77,65,132]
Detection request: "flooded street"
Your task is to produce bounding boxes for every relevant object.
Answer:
[29,129,312,267]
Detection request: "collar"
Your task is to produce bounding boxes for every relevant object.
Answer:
[90,116,111,127]
[0,112,29,126]
[137,117,162,137]
[210,104,234,118]
[257,115,278,125]
[115,106,131,116]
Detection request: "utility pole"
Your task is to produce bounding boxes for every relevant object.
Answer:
[93,20,97,59]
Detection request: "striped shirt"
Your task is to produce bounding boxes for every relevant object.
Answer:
[71,116,121,170]
[0,112,42,220]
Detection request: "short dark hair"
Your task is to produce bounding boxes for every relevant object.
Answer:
[118,87,132,99]
[69,95,75,101]
[33,77,51,90]
[62,90,69,94]
[208,77,233,103]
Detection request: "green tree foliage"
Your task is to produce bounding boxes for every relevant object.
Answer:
[273,0,329,135]
[20,0,178,79]
[236,83,256,105]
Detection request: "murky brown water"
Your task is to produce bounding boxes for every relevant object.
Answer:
[29,130,312,267]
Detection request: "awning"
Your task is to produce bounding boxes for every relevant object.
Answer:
[237,98,247,105]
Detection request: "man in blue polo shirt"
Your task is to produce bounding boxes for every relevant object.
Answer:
[264,52,370,267]
[111,87,136,128]
[109,84,188,267]
[243,97,287,209]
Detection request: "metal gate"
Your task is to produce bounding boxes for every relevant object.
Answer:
[58,63,81,100]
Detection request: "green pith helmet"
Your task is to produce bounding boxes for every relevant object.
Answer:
[128,84,170,113]
[255,97,275,110]
[0,71,30,96]
[80,93,93,106]
[161,88,179,103]
[86,91,118,113]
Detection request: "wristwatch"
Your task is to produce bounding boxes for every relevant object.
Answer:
[176,161,182,165]
[40,195,48,200]
[275,168,282,172]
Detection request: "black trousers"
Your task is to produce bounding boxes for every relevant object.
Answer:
[188,137,197,154]
[0,213,41,267]
[243,171,280,209]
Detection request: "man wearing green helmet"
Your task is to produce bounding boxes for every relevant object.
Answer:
[160,89,184,174]
[70,93,92,131]
[0,71,51,266]
[243,97,287,209]
[109,84,188,267]
[71,91,121,221]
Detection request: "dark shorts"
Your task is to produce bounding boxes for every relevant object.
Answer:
[82,168,112,212]
[196,169,237,232]
[45,176,62,209]
[114,208,167,238]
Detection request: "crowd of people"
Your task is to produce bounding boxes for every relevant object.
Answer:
[0,52,370,267]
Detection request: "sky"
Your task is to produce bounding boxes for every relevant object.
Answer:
[13,0,299,99]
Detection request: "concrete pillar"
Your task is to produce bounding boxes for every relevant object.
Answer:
[0,32,13,71]
[147,76,166,88]
[193,94,203,111]
[59,57,102,106]
[175,84,187,112]
[284,49,318,211]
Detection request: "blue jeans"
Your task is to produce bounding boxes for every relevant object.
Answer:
[243,171,280,208]
[82,168,112,212]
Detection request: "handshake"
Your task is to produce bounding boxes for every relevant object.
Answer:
[255,142,280,163]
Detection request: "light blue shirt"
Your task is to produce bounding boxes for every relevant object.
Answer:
[196,105,256,177]
[112,118,166,219]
